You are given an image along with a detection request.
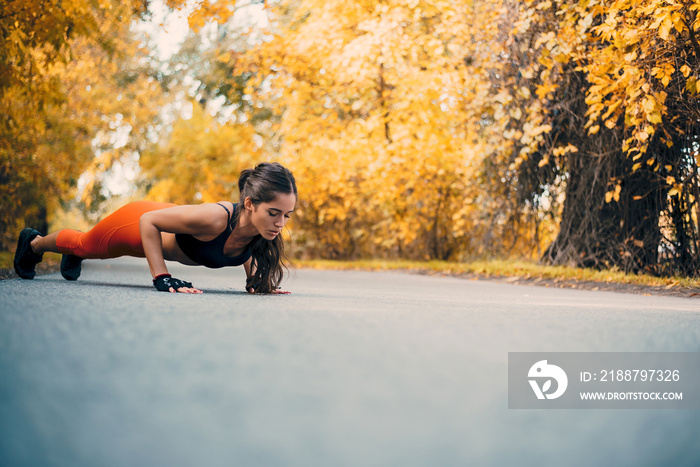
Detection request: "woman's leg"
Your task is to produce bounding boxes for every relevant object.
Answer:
[29,231,61,255]
[31,201,176,259]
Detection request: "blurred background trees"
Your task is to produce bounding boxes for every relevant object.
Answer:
[0,0,185,247]
[2,0,699,277]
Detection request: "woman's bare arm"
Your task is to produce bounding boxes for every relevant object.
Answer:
[243,256,290,294]
[243,256,254,292]
[139,203,228,292]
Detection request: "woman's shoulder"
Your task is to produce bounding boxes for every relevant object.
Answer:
[214,201,237,220]
[216,200,237,209]
[182,202,232,233]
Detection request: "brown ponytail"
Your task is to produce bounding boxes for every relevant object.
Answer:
[238,168,253,193]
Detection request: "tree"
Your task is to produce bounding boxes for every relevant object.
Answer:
[0,0,184,248]
[144,0,699,277]
[234,0,530,260]
[140,101,257,203]
[506,0,700,275]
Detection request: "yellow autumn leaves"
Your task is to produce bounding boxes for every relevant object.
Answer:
[512,0,699,211]
[227,0,513,259]
[1,0,192,247]
[135,0,700,264]
[3,0,698,271]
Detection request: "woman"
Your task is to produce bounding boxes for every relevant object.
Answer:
[13,162,297,294]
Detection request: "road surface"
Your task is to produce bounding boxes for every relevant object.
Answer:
[1,258,699,466]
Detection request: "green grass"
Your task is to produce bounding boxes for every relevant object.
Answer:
[3,249,698,291]
[293,258,700,290]
[0,251,61,270]
[0,251,11,268]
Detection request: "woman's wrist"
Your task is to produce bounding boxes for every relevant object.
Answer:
[153,273,171,282]
[153,274,193,291]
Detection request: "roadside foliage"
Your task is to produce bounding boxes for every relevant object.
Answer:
[0,0,189,247]
[3,0,699,276]
[507,0,700,275]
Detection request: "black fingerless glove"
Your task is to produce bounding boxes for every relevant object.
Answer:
[153,273,193,292]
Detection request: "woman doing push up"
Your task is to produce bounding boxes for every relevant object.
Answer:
[13,162,297,294]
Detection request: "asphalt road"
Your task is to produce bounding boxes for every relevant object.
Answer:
[1,257,699,467]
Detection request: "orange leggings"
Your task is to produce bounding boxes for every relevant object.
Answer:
[56,201,176,259]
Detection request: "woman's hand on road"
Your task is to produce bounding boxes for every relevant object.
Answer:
[246,287,291,294]
[153,274,202,293]
[170,286,203,294]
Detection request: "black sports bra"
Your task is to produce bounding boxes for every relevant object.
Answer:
[175,203,252,269]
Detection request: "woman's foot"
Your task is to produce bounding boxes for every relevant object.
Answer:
[60,254,84,281]
[13,228,43,279]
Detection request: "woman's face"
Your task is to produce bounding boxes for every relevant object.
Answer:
[247,192,297,240]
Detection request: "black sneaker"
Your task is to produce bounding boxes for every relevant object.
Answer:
[13,228,43,279]
[60,254,84,281]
